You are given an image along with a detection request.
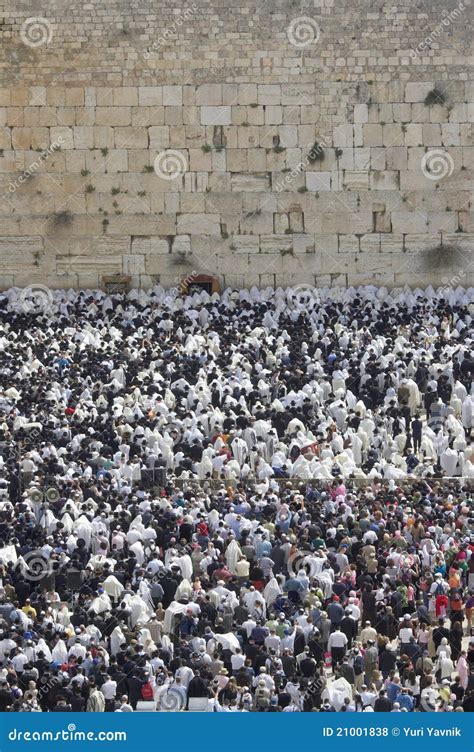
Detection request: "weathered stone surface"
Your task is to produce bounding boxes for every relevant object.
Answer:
[0,3,470,290]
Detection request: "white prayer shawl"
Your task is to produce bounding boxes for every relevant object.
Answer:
[129,514,146,533]
[73,515,93,548]
[161,633,174,657]
[86,624,102,643]
[263,577,282,606]
[125,593,153,627]
[129,540,145,566]
[88,554,115,572]
[243,589,265,612]
[137,627,156,653]
[213,632,241,653]
[164,548,179,568]
[315,570,334,599]
[0,545,17,565]
[60,512,74,534]
[90,592,112,615]
[174,554,193,581]
[110,626,126,656]
[208,509,220,531]
[36,638,52,662]
[51,639,68,663]
[225,540,242,574]
[40,509,57,535]
[102,575,124,601]
[163,601,188,634]
[138,579,155,612]
[55,607,71,627]
[322,677,353,710]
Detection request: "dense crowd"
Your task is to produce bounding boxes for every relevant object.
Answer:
[0,283,472,712]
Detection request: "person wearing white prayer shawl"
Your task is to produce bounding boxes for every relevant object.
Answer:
[55,604,72,628]
[73,515,93,549]
[51,638,68,664]
[225,538,242,575]
[89,591,112,616]
[440,446,459,476]
[102,575,124,603]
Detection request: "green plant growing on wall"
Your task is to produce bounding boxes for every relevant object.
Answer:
[201,144,212,153]
[85,184,95,193]
[111,187,120,195]
[81,169,90,176]
[143,165,154,172]
[101,147,109,156]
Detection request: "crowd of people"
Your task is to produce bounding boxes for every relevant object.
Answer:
[0,283,472,712]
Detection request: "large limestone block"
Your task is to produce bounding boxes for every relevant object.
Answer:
[343,171,369,190]
[201,107,232,125]
[391,211,429,233]
[138,87,163,106]
[113,88,138,107]
[405,82,434,102]
[229,235,260,253]
[123,255,145,274]
[177,214,220,235]
[306,172,331,191]
[370,171,400,190]
[231,173,270,192]
[260,235,293,254]
[354,104,368,123]
[95,108,131,126]
[257,85,281,105]
[195,84,222,105]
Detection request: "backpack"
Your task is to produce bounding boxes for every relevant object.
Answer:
[141,682,154,701]
[434,582,445,596]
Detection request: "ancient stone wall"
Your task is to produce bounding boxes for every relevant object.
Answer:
[0,0,472,289]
